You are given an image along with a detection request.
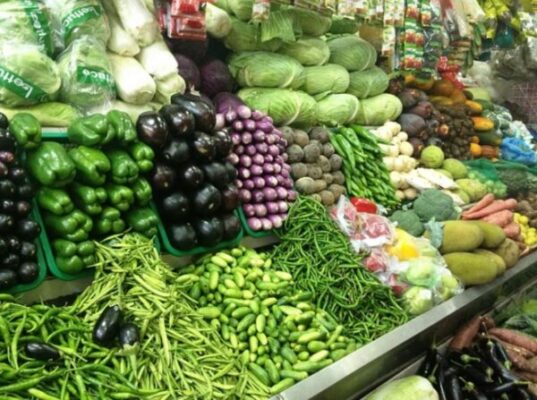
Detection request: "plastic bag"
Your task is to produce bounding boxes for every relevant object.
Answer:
[57,36,116,110]
[501,137,537,166]
[330,196,395,252]
[56,0,110,45]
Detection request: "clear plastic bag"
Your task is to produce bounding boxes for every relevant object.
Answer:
[501,137,537,166]
[57,36,116,110]
[55,0,110,45]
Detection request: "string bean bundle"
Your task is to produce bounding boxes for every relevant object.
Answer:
[271,196,408,342]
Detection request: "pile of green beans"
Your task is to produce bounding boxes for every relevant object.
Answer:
[181,247,357,395]
[271,196,409,342]
[72,234,269,399]
[0,296,158,399]
[331,125,399,209]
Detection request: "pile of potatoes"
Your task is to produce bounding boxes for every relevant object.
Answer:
[283,127,346,206]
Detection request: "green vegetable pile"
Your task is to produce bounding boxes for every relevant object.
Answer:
[181,246,358,394]
[271,196,408,340]
[331,125,400,209]
[495,288,537,338]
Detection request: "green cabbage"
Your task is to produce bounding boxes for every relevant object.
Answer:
[329,16,359,34]
[291,7,332,37]
[227,0,252,21]
[224,18,281,52]
[57,0,110,45]
[354,93,403,126]
[278,36,330,66]
[300,64,349,96]
[229,52,304,89]
[316,94,359,127]
[292,91,317,127]
[365,376,439,400]
[0,44,61,107]
[58,36,116,109]
[327,35,377,71]
[238,88,302,126]
[347,66,389,99]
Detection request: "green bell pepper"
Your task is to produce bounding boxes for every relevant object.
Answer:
[77,240,96,266]
[9,113,42,149]
[128,142,154,173]
[68,146,111,186]
[132,177,152,206]
[27,142,76,187]
[67,114,115,146]
[37,188,74,216]
[107,149,139,185]
[106,183,134,211]
[44,209,93,242]
[53,239,95,274]
[126,207,158,238]
[107,110,136,144]
[93,207,126,236]
[70,183,107,215]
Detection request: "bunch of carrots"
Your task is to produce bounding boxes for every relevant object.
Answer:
[462,194,521,240]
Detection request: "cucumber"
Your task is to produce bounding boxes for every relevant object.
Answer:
[270,378,295,395]
[248,363,270,386]
[197,306,221,319]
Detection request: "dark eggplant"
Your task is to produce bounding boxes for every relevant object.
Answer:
[6,236,21,253]
[224,162,237,181]
[478,339,518,382]
[17,182,34,200]
[0,238,6,256]
[150,163,177,194]
[136,112,169,150]
[17,262,38,283]
[0,269,16,289]
[17,219,40,241]
[179,164,204,190]
[482,381,527,396]
[0,162,7,178]
[0,214,14,233]
[0,113,8,130]
[0,129,15,152]
[25,341,60,361]
[171,93,216,132]
[221,214,241,240]
[417,348,438,378]
[162,139,190,166]
[159,104,195,138]
[0,151,14,165]
[194,217,224,247]
[192,184,222,216]
[1,254,19,270]
[8,167,26,183]
[213,129,233,158]
[202,162,230,189]
[445,373,463,400]
[221,185,239,212]
[0,199,15,214]
[0,180,16,198]
[169,223,197,250]
[20,242,36,260]
[119,323,140,349]
[190,131,216,161]
[160,192,190,223]
[15,201,31,218]
[93,305,122,347]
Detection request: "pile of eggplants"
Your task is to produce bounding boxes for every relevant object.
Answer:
[215,94,295,232]
[0,114,41,289]
[137,93,241,250]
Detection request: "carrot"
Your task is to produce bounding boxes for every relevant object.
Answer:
[523,356,537,373]
[481,315,496,330]
[503,222,521,239]
[463,199,518,220]
[490,337,535,359]
[505,347,531,370]
[489,328,537,353]
[463,193,495,217]
[482,210,514,227]
[516,370,537,383]
[449,316,483,350]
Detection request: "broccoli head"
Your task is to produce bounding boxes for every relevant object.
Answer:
[413,189,456,222]
[389,210,425,237]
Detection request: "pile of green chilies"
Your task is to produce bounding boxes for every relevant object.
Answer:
[271,196,409,342]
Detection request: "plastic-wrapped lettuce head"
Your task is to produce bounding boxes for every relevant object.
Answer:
[224,18,281,52]
[300,64,350,96]
[278,36,330,66]
[327,35,377,71]
[0,1,60,57]
[238,88,302,126]
[347,66,389,99]
[292,7,332,37]
[0,44,61,107]
[402,286,434,315]
[229,52,304,89]
[316,94,359,127]
[58,0,110,45]
[227,0,252,21]
[57,36,116,109]
[292,91,317,128]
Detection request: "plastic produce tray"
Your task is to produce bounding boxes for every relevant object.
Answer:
[152,202,244,257]
[237,207,273,238]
